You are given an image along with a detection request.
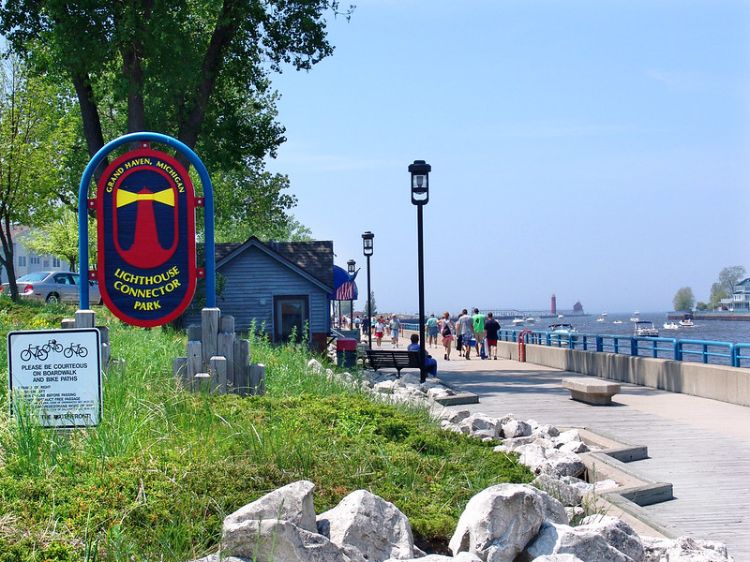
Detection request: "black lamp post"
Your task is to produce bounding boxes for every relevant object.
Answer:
[362,231,374,349]
[409,160,431,382]
[347,259,356,330]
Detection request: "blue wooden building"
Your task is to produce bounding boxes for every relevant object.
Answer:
[187,237,333,349]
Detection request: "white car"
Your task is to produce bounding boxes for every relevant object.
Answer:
[0,271,102,305]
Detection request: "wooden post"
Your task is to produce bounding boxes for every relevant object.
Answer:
[74,309,96,328]
[173,357,187,384]
[201,308,221,366]
[101,342,110,369]
[210,356,227,394]
[249,363,266,396]
[235,339,250,395]
[220,315,235,334]
[187,341,202,390]
[187,325,202,342]
[218,332,235,389]
[194,372,211,393]
[98,326,110,367]
[61,318,76,329]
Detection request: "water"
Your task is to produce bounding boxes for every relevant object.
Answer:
[521,312,750,345]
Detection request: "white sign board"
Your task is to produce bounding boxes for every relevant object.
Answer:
[7,329,102,428]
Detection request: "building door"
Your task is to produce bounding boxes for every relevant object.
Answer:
[274,295,309,343]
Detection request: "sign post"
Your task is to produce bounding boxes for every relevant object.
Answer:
[7,329,102,428]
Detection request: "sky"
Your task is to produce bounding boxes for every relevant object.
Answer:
[265,0,750,315]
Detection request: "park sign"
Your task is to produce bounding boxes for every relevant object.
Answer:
[7,329,102,428]
[96,145,197,327]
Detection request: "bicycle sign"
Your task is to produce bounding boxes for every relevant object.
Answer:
[7,328,102,428]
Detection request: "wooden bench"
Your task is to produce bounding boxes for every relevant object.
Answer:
[562,377,621,405]
[364,349,421,377]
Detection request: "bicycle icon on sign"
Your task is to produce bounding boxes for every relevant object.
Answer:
[20,344,48,362]
[63,343,88,358]
[43,339,63,353]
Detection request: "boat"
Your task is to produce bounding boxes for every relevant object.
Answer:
[663,321,679,330]
[596,315,605,322]
[557,314,564,319]
[512,317,525,326]
[634,320,659,337]
[612,320,623,324]
[679,319,694,327]
[549,323,576,336]
[525,317,536,325]
[629,311,640,322]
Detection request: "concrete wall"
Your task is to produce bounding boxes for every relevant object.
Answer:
[497,341,750,407]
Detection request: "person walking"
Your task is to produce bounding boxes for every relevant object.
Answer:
[484,312,501,360]
[472,308,486,359]
[440,312,455,360]
[374,316,385,347]
[390,315,401,347]
[457,309,474,359]
[426,313,439,349]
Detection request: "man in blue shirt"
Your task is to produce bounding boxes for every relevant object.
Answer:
[408,334,437,377]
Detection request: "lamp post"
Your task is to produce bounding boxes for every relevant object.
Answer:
[409,160,431,382]
[347,259,356,331]
[362,231,374,349]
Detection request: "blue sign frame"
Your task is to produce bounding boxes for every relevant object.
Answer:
[78,132,216,309]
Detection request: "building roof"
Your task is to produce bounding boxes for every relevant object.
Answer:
[213,237,334,289]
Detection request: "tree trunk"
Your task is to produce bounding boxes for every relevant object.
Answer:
[71,71,106,159]
[0,217,18,301]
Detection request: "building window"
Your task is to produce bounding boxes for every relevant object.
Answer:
[17,255,26,267]
[52,257,61,268]
[43,259,49,268]
[273,295,309,343]
[30,254,40,265]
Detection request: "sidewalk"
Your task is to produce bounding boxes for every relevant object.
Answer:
[424,350,750,560]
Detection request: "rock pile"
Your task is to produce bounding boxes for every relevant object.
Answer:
[189,481,732,562]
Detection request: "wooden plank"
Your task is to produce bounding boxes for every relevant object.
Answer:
[173,357,187,386]
[236,339,250,395]
[186,341,202,390]
[75,309,96,328]
[210,356,227,394]
[61,318,76,329]
[220,315,235,334]
[187,324,202,342]
[201,308,221,365]
[249,363,266,396]
[218,332,235,389]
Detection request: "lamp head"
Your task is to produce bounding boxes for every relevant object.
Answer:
[408,160,431,205]
[361,231,374,256]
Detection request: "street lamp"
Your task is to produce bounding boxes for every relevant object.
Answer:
[362,231,374,349]
[409,159,431,382]
[347,259,356,331]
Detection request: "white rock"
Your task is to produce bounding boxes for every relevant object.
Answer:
[188,555,250,562]
[532,556,585,562]
[536,488,569,525]
[555,429,581,446]
[501,419,532,439]
[222,518,363,561]
[400,372,422,385]
[461,413,501,436]
[522,521,632,562]
[514,443,549,472]
[559,441,590,454]
[641,535,734,562]
[223,480,318,534]
[539,452,586,479]
[578,515,644,561]
[532,474,585,507]
[317,489,416,562]
[307,358,323,373]
[449,484,545,562]
[497,436,538,450]
[534,424,561,439]
[374,380,397,394]
[384,554,483,562]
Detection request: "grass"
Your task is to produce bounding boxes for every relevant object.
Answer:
[0,299,533,561]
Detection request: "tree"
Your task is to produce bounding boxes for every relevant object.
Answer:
[0,1,353,236]
[363,291,377,319]
[673,287,695,311]
[718,266,746,295]
[22,211,96,272]
[695,301,708,311]
[0,56,77,300]
[709,283,728,310]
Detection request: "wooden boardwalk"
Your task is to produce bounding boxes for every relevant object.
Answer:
[429,354,750,560]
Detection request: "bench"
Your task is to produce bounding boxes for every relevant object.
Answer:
[562,377,621,405]
[364,349,421,377]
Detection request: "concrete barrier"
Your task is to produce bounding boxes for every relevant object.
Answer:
[498,340,750,407]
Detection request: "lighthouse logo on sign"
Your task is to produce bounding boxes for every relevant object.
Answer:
[96,146,197,327]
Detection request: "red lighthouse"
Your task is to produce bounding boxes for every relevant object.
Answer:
[551,294,557,316]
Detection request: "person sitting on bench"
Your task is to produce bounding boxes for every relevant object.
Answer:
[407,334,438,377]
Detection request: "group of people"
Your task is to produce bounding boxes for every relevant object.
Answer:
[430,309,501,361]
[372,315,401,348]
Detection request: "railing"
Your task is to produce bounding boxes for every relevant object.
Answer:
[500,328,746,367]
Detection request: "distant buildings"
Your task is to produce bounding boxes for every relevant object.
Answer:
[0,225,65,284]
[722,278,750,311]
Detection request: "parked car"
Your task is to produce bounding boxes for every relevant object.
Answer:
[0,271,101,305]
